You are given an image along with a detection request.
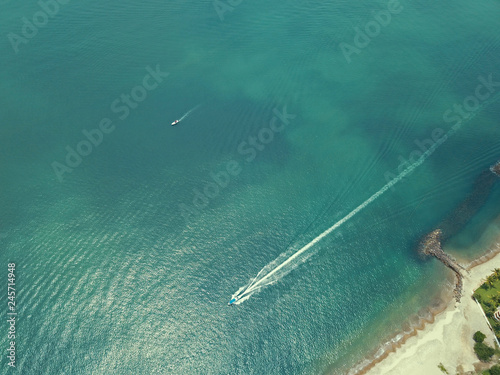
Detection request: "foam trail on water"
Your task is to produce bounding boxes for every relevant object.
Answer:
[231,93,500,304]
[179,104,201,122]
[234,141,437,301]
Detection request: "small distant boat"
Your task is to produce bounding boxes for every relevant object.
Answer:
[228,297,238,306]
[171,119,180,126]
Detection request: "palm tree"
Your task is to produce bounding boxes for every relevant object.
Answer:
[493,268,500,279]
[486,275,496,287]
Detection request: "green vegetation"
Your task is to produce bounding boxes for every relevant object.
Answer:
[475,331,487,343]
[483,365,500,375]
[437,362,448,373]
[474,342,495,362]
[473,269,500,340]
[474,331,500,373]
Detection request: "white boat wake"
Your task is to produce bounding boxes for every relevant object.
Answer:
[230,150,427,304]
[171,104,201,125]
[230,93,500,305]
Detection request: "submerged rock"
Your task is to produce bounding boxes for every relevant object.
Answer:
[491,161,500,176]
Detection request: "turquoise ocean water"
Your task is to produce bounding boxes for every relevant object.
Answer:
[1,0,500,374]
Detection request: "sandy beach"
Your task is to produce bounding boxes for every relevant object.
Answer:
[364,239,500,375]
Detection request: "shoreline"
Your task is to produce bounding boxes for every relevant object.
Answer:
[348,234,500,375]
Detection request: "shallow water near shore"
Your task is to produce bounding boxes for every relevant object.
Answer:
[1,0,500,374]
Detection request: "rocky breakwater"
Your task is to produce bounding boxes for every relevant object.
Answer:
[418,229,466,303]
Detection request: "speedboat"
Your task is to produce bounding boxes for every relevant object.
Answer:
[171,120,180,126]
[228,297,238,306]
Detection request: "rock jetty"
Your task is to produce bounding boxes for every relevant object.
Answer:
[418,229,465,303]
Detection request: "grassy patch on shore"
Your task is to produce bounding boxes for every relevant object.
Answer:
[473,269,500,340]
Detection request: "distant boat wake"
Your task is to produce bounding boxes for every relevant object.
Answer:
[230,94,500,305]
[171,104,201,126]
